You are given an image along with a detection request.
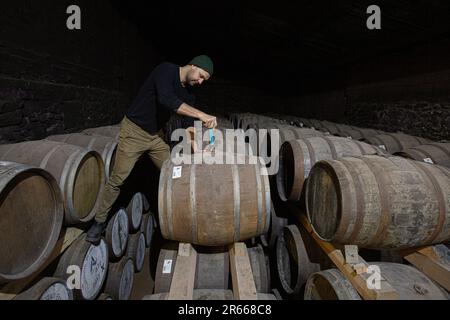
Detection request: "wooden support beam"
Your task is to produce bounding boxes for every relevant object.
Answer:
[297,213,399,300]
[229,243,258,300]
[0,227,83,300]
[168,243,197,300]
[402,245,450,292]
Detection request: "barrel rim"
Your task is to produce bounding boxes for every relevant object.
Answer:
[305,160,343,243]
[304,269,361,300]
[66,150,105,224]
[276,140,304,202]
[107,208,129,258]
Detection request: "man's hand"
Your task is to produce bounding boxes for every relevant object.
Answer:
[200,114,217,129]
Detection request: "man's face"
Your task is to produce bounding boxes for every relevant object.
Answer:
[186,66,211,86]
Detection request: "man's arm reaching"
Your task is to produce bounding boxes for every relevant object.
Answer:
[177,103,217,129]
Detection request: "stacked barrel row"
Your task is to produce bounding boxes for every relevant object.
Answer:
[228,113,450,300]
[0,125,121,288]
[13,192,155,300]
[0,123,153,300]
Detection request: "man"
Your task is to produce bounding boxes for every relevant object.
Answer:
[86,55,217,243]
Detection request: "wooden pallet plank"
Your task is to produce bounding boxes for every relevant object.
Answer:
[0,227,83,300]
[229,243,258,300]
[297,213,399,300]
[168,243,197,300]
[402,245,450,292]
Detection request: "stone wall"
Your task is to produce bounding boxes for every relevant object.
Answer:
[0,0,159,143]
[286,39,450,141]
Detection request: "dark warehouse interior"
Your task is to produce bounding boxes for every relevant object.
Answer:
[1,1,450,304]
[1,0,450,142]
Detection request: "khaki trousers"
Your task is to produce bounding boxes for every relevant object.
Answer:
[95,116,170,223]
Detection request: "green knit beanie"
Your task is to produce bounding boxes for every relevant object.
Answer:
[189,55,214,77]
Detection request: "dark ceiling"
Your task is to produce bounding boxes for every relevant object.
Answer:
[111,0,450,93]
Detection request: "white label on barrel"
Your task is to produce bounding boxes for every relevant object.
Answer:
[172,166,182,179]
[163,260,173,274]
[119,260,134,300]
[423,158,434,164]
[112,209,129,257]
[81,240,108,300]
[379,145,387,151]
[41,283,71,300]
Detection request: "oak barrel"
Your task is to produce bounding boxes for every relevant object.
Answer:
[158,154,271,246]
[0,161,64,284]
[154,244,269,293]
[276,225,320,296]
[104,257,134,300]
[305,263,449,300]
[54,235,109,300]
[306,155,450,249]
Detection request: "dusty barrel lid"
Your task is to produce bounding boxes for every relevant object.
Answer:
[140,213,155,248]
[127,193,143,231]
[54,235,109,300]
[105,258,134,300]
[14,277,73,300]
[106,208,129,259]
[127,233,146,272]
